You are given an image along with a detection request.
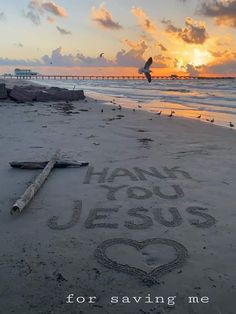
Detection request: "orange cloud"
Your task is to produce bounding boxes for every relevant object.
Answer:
[199,0,236,28]
[131,7,157,33]
[201,57,236,75]
[209,49,230,58]
[91,4,122,30]
[123,39,147,50]
[162,17,208,44]
[42,1,67,17]
[47,16,55,23]
[24,0,67,25]
[157,43,168,51]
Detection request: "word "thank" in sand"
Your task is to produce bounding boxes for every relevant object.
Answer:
[83,166,192,184]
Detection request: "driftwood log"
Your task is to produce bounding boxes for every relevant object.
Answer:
[10,161,89,169]
[11,151,60,214]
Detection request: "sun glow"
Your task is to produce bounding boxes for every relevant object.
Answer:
[191,49,212,66]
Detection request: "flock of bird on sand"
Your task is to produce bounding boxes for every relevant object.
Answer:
[138,57,234,128]
[99,55,235,129]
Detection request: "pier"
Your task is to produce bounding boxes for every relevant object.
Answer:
[2,75,235,81]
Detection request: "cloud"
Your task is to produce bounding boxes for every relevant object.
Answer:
[0,43,165,69]
[24,1,41,25]
[41,47,114,67]
[216,36,232,46]
[0,12,6,21]
[158,43,168,51]
[116,40,148,66]
[24,0,67,25]
[42,47,79,66]
[201,58,236,75]
[209,49,229,58]
[0,57,42,66]
[14,42,24,48]
[153,54,171,68]
[162,17,208,44]
[91,4,122,30]
[173,58,200,76]
[162,19,182,33]
[41,1,67,17]
[185,64,199,76]
[199,0,236,27]
[47,16,55,23]
[0,46,144,67]
[42,42,148,67]
[76,53,114,67]
[56,26,71,35]
[131,7,157,33]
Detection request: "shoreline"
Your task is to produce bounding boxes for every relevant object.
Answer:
[21,77,236,130]
[1,77,233,132]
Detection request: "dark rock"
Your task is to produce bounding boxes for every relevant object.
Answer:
[9,85,85,103]
[27,84,45,90]
[36,90,57,102]
[0,84,8,99]
[36,88,85,102]
[54,89,85,101]
[6,88,12,97]
[9,86,37,102]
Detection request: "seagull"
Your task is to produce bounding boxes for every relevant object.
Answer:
[99,53,104,58]
[168,111,175,118]
[197,114,201,119]
[229,122,234,128]
[138,57,153,83]
[157,111,162,116]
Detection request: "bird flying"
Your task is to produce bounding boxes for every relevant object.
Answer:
[138,57,153,83]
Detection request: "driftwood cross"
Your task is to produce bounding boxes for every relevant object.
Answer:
[10,150,88,214]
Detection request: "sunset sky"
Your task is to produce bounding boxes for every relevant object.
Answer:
[0,0,236,76]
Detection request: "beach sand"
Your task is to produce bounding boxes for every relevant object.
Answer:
[0,80,236,314]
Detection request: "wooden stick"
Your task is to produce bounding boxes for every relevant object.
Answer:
[10,161,89,169]
[11,151,60,214]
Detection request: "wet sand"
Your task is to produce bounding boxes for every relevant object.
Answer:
[0,80,236,314]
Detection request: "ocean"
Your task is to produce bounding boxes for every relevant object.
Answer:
[35,78,236,128]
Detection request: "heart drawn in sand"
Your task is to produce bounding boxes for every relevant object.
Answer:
[94,238,188,285]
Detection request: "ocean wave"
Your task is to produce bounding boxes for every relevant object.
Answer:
[34,78,236,127]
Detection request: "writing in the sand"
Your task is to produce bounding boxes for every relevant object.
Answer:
[47,165,215,285]
[48,166,216,230]
[83,166,192,184]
